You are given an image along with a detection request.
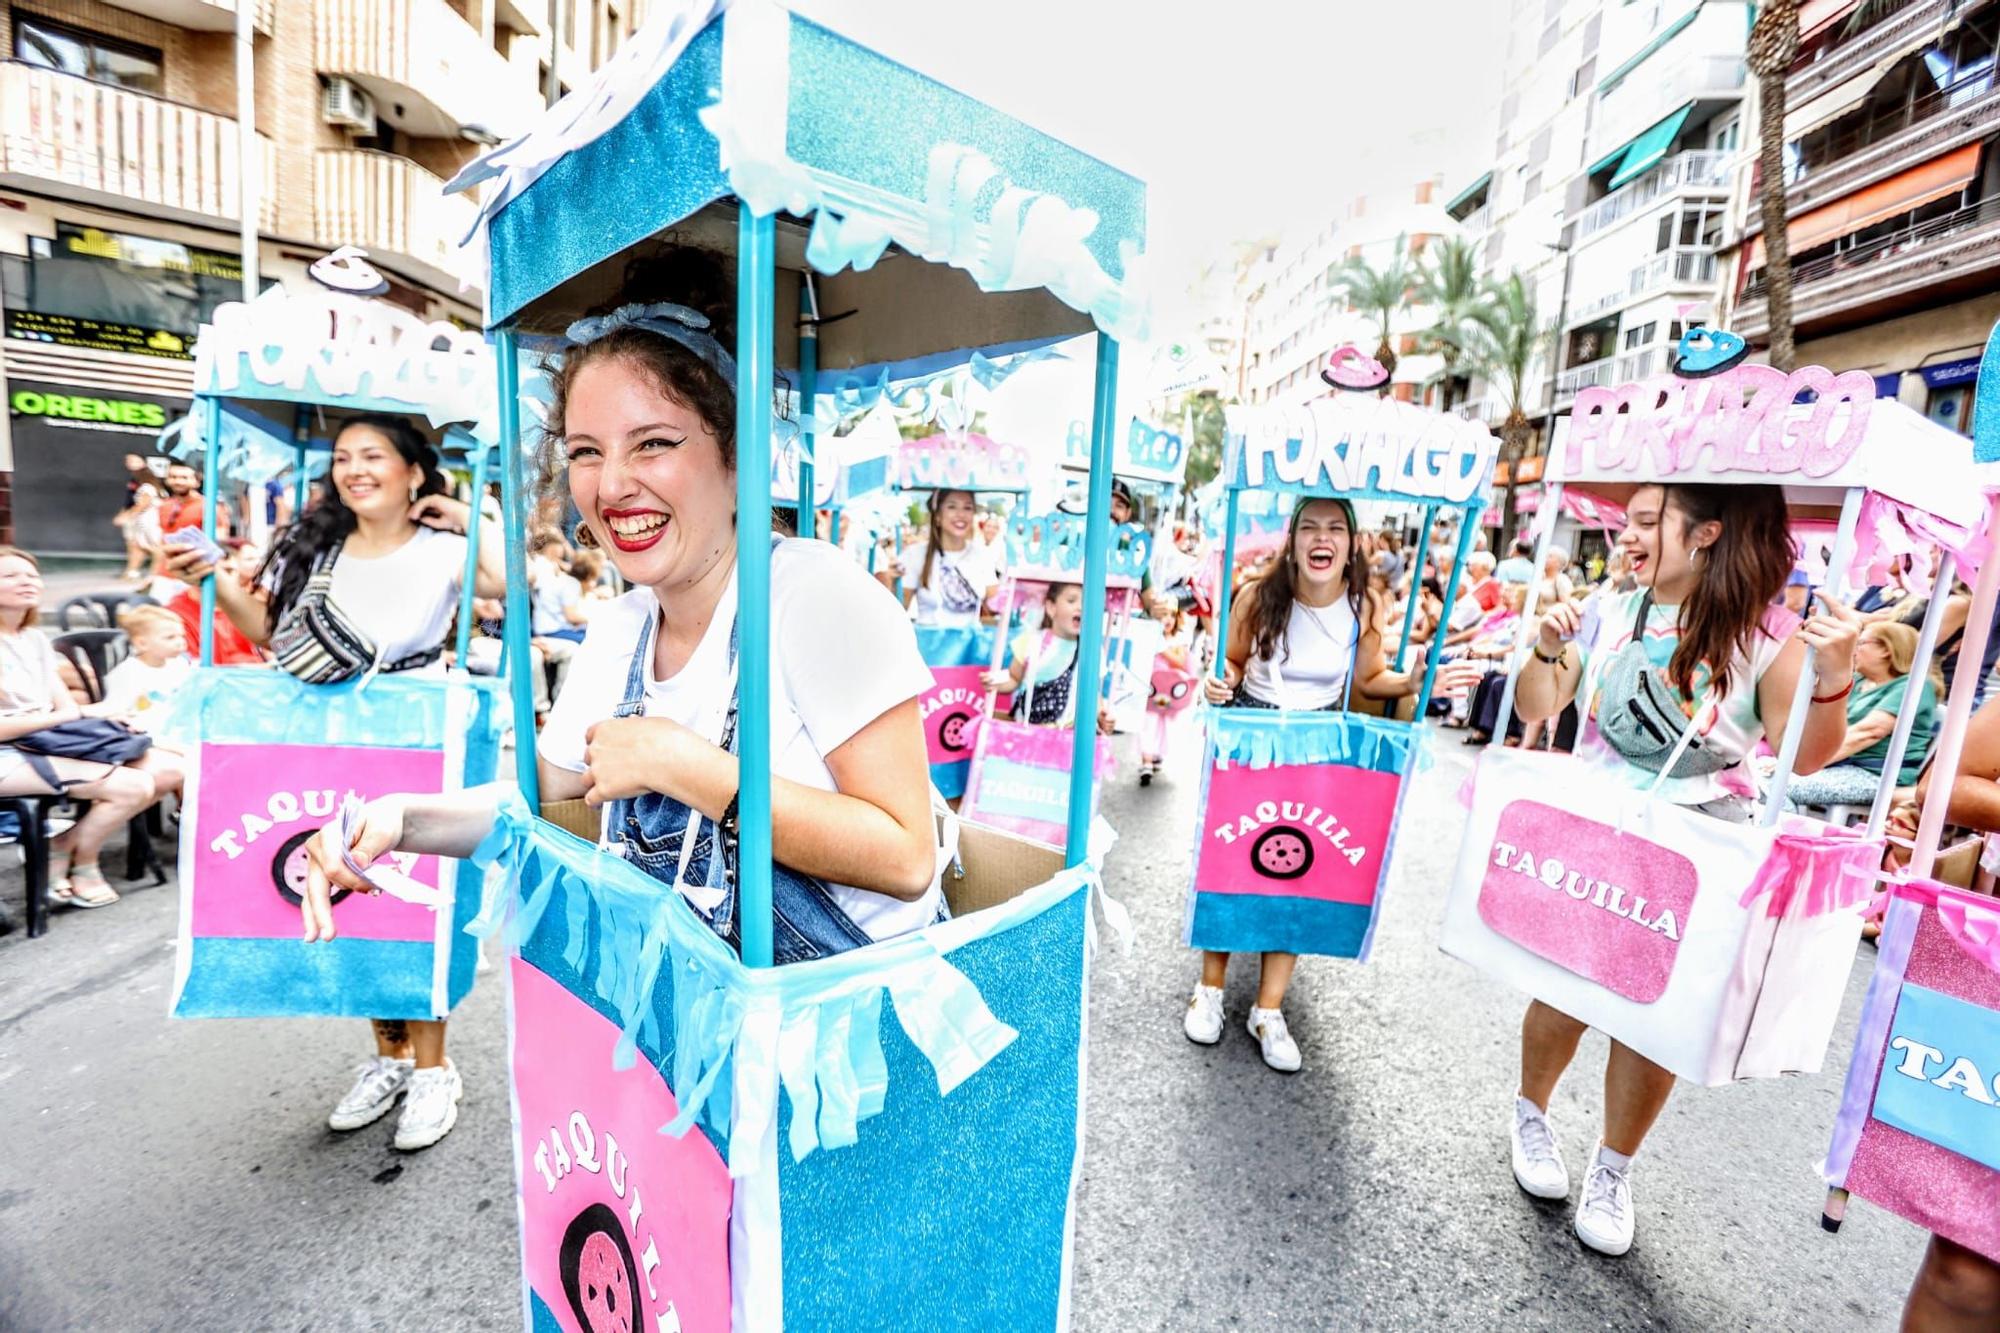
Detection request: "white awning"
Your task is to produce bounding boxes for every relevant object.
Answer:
[1786,61,1892,141]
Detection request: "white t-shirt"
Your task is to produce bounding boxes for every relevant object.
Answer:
[102,655,192,729]
[540,538,939,940]
[1242,596,1358,710]
[907,541,1001,626]
[326,528,467,665]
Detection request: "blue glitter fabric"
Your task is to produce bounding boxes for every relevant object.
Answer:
[469,791,1103,1325]
[1974,318,2000,463]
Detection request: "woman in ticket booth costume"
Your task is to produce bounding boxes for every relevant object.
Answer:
[1509,482,1859,1257]
[300,248,944,971]
[1185,495,1483,1071]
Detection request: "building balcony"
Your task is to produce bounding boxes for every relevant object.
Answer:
[1751,79,2000,234]
[313,149,480,294]
[316,0,537,141]
[0,61,276,230]
[1458,202,1494,236]
[98,0,275,32]
[1572,152,1733,245]
[1567,247,1718,326]
[1593,57,1746,159]
[1788,0,1961,106]
[1554,346,1666,403]
[1735,197,2000,339]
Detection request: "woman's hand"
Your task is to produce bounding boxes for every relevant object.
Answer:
[582,715,704,806]
[979,668,1013,692]
[408,494,473,534]
[1536,600,1582,656]
[1426,659,1488,699]
[1096,705,1117,736]
[300,796,406,943]
[1203,663,1240,705]
[1801,592,1862,690]
[162,543,216,583]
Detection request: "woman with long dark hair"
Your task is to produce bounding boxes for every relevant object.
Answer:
[883,488,1000,626]
[167,413,506,1152]
[1508,482,1858,1257]
[1185,496,1480,1071]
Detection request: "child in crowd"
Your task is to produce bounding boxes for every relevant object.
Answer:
[94,605,192,730]
[982,581,1114,735]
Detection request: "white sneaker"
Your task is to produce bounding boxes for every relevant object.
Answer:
[1575,1150,1636,1256]
[1510,1097,1570,1200]
[393,1061,464,1151]
[328,1055,413,1131]
[1246,1006,1302,1072]
[1183,984,1225,1045]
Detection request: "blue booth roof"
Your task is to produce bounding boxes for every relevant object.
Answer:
[453,1,1149,371]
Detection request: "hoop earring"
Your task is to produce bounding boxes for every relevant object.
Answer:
[571,521,599,551]
[1691,545,1705,568]
[408,481,421,503]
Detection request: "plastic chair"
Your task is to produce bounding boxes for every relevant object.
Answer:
[0,795,58,938]
[55,591,156,633]
[49,629,128,703]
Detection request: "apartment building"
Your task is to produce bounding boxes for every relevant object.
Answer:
[1440,0,1609,434]
[0,0,638,553]
[1727,0,2000,435]
[1230,181,1455,410]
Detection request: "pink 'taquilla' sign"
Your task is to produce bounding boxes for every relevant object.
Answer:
[1193,763,1401,905]
[1475,800,1698,1004]
[919,666,988,768]
[513,959,733,1333]
[189,741,445,941]
[1565,364,1875,481]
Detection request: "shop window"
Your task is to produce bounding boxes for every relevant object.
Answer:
[13,16,162,96]
[1,224,256,361]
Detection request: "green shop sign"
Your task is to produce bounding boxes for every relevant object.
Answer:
[9,390,168,428]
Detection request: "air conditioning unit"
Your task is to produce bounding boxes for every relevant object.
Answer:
[322,77,376,132]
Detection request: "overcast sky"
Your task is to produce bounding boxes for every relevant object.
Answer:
[789,0,1512,295]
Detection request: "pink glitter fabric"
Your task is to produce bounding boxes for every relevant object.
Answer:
[1841,899,2000,1262]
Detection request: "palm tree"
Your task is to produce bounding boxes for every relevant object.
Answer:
[1467,271,1554,550]
[1325,234,1415,376]
[1414,236,1495,409]
[1747,0,1802,372]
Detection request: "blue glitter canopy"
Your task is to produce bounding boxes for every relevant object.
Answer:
[463,4,1149,375]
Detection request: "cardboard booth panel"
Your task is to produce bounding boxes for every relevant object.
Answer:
[774,888,1087,1329]
[1833,888,2000,1262]
[1441,749,1872,1086]
[514,961,732,1333]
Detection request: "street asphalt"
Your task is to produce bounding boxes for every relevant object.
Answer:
[0,722,1928,1331]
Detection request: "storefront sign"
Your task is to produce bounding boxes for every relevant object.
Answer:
[1919,357,1981,389]
[3,226,244,361]
[9,389,167,429]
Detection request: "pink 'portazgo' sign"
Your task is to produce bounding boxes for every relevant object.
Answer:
[189,741,445,942]
[1565,364,1874,481]
[513,959,733,1333]
[1475,800,1697,1004]
[1193,763,1401,905]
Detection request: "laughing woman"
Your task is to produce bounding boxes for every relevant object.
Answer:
[883,488,1001,627]
[168,414,507,1151]
[1508,483,1857,1257]
[302,251,941,987]
[1185,496,1479,1071]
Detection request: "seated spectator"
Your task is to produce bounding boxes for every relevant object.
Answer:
[0,548,173,908]
[1786,621,1938,809]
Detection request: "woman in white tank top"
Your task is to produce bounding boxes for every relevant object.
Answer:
[1186,497,1481,1072]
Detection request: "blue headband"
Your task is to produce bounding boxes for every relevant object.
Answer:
[565,302,738,389]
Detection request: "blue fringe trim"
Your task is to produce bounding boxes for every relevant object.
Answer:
[156,667,507,750]
[1207,707,1428,777]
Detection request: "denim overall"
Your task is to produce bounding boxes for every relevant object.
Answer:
[604,610,876,966]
